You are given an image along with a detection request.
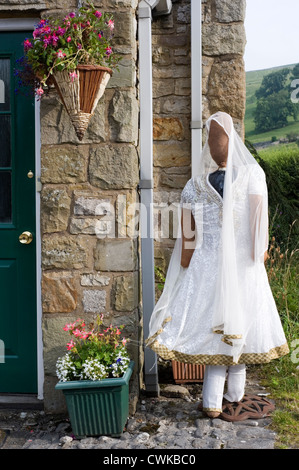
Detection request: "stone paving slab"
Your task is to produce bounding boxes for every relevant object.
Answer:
[0,380,277,450]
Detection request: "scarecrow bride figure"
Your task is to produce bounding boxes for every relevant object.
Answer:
[146,111,289,421]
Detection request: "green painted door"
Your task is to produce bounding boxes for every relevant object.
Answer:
[0,32,37,393]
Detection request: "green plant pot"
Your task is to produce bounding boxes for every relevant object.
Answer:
[55,360,134,438]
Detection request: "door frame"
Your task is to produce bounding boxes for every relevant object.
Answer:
[0,18,43,400]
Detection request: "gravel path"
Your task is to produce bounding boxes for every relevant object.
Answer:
[0,367,277,451]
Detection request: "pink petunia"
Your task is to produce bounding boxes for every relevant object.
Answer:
[66,36,72,42]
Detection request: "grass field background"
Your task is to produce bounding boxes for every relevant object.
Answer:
[245,63,298,144]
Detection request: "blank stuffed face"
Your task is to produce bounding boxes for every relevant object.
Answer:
[208,120,229,168]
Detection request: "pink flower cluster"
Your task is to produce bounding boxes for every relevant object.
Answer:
[63,319,93,350]
[62,315,127,352]
[24,39,33,51]
[26,11,115,55]
[32,19,67,50]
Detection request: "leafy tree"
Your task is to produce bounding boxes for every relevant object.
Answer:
[291,63,299,80]
[254,67,299,132]
[255,68,289,99]
[254,89,293,132]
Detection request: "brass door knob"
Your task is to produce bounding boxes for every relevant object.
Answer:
[19,231,33,244]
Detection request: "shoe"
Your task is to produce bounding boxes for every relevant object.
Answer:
[206,411,221,419]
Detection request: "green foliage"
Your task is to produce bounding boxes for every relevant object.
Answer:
[245,64,299,143]
[255,68,289,99]
[245,140,299,250]
[291,63,299,80]
[155,266,166,291]
[254,89,294,131]
[254,66,299,132]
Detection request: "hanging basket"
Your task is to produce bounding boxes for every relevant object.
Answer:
[51,64,113,141]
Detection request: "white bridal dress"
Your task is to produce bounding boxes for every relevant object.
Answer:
[146,112,289,366]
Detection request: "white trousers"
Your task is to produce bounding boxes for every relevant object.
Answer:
[202,364,246,412]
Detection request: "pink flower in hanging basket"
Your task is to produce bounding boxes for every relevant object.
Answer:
[43,34,52,48]
[24,39,33,51]
[52,34,59,46]
[69,71,78,82]
[57,27,66,36]
[36,87,44,96]
[18,4,120,104]
[56,49,66,59]
[107,19,114,30]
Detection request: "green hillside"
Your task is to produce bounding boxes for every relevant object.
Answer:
[245,63,298,144]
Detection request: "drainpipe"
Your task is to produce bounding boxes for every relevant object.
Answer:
[191,0,203,176]
[138,0,172,396]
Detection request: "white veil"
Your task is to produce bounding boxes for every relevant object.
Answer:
[146,111,269,362]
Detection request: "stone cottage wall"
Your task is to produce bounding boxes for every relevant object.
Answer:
[39,1,140,413]
[0,0,247,413]
[0,0,140,412]
[152,0,246,297]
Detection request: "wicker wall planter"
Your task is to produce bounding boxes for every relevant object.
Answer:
[52,64,112,141]
[172,360,205,384]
